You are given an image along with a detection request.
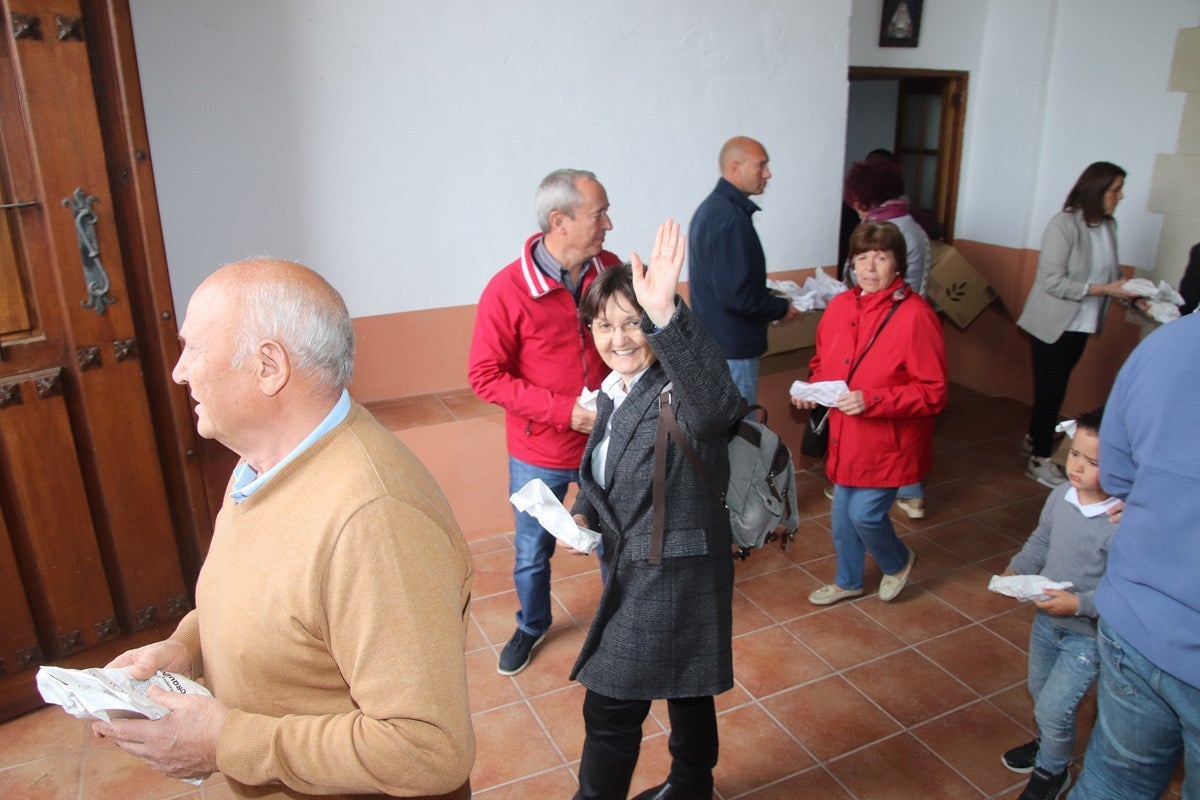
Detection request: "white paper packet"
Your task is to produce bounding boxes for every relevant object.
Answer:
[987,574,1074,602]
[510,478,600,553]
[788,379,849,407]
[37,665,214,785]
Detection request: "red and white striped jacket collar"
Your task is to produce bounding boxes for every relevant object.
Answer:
[518,233,609,299]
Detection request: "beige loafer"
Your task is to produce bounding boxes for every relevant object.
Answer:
[879,548,916,602]
[808,584,864,606]
[895,497,925,519]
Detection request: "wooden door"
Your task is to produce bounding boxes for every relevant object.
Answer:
[0,0,209,720]
[894,74,967,241]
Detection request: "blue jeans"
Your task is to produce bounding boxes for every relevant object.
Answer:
[1027,614,1099,774]
[897,481,923,500]
[830,485,909,591]
[509,456,579,638]
[1070,620,1200,799]
[726,358,759,406]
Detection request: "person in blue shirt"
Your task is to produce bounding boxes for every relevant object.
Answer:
[1070,310,1200,799]
[687,136,797,404]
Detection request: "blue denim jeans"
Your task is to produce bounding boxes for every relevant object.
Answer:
[1070,620,1200,799]
[830,485,908,591]
[897,481,923,500]
[1027,613,1099,774]
[509,455,579,638]
[725,357,759,406]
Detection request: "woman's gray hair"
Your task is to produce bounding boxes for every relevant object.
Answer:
[230,261,355,395]
[535,169,597,233]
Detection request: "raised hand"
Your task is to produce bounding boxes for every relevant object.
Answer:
[631,219,686,328]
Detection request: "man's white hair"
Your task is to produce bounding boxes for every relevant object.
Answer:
[229,260,355,395]
[534,169,597,233]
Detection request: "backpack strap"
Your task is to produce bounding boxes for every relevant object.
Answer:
[651,385,728,565]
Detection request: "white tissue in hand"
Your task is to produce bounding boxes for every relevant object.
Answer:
[578,388,598,412]
[988,574,1074,602]
[37,666,211,723]
[789,380,848,407]
[510,478,600,553]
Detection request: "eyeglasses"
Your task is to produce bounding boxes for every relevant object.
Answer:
[590,319,642,337]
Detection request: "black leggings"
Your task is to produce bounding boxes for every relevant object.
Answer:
[1028,331,1089,457]
[574,690,717,800]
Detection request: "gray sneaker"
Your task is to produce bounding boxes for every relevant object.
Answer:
[497,628,545,675]
[1026,457,1066,488]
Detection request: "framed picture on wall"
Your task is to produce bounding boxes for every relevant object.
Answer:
[879,0,923,48]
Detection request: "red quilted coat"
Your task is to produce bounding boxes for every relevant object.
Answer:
[809,277,947,487]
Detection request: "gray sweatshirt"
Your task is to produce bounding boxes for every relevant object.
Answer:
[1006,483,1115,636]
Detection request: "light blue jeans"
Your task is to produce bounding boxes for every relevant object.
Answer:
[1027,613,1099,774]
[831,485,909,591]
[509,456,579,638]
[1070,620,1200,799]
[897,481,923,500]
[726,358,759,406]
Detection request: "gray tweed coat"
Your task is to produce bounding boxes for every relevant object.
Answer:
[570,300,743,700]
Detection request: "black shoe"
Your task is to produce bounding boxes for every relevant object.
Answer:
[629,780,713,800]
[496,628,545,675]
[1017,767,1071,800]
[1002,738,1040,773]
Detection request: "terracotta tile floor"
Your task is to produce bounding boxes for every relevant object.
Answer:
[0,379,1185,799]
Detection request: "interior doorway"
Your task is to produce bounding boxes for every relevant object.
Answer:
[845,67,968,242]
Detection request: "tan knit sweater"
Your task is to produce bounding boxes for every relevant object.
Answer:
[171,404,474,798]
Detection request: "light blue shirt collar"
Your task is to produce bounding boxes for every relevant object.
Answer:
[230,389,352,503]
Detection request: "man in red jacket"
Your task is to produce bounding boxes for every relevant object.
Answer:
[468,169,621,675]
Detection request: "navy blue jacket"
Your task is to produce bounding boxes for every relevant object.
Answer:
[687,178,790,359]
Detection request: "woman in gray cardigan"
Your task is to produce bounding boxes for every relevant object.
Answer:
[569,220,743,800]
[1016,162,1138,488]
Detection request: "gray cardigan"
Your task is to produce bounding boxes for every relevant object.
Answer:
[570,300,743,700]
[1017,210,1119,344]
[1006,483,1114,636]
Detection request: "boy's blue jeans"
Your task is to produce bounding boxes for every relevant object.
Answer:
[1071,620,1200,799]
[1026,613,1099,774]
[831,485,908,590]
[509,456,578,637]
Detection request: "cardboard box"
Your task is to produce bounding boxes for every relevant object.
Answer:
[927,243,998,329]
[765,309,822,356]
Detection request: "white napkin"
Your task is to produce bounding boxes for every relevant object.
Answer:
[510,478,600,553]
[578,388,598,412]
[1055,418,1077,439]
[789,379,849,407]
[1123,279,1185,323]
[988,574,1074,602]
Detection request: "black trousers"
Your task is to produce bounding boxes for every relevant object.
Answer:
[1028,331,1090,457]
[574,690,718,800]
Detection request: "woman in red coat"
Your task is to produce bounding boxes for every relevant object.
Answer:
[792,222,947,605]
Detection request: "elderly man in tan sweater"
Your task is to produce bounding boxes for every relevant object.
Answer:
[93,259,474,799]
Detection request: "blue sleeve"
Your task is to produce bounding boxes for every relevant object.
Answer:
[703,219,790,323]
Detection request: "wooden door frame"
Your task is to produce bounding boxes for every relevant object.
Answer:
[848,67,968,242]
[0,0,212,721]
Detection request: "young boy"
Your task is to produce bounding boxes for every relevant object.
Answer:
[1000,408,1118,800]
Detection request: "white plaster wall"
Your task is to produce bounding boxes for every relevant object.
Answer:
[849,0,1200,269]
[128,0,852,317]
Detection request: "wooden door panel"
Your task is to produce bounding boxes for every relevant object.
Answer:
[7,0,187,632]
[0,367,116,658]
[0,508,40,676]
[0,0,211,721]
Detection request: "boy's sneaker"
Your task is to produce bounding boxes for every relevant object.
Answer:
[1002,738,1040,773]
[497,628,545,676]
[1026,457,1066,488]
[1017,766,1071,800]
